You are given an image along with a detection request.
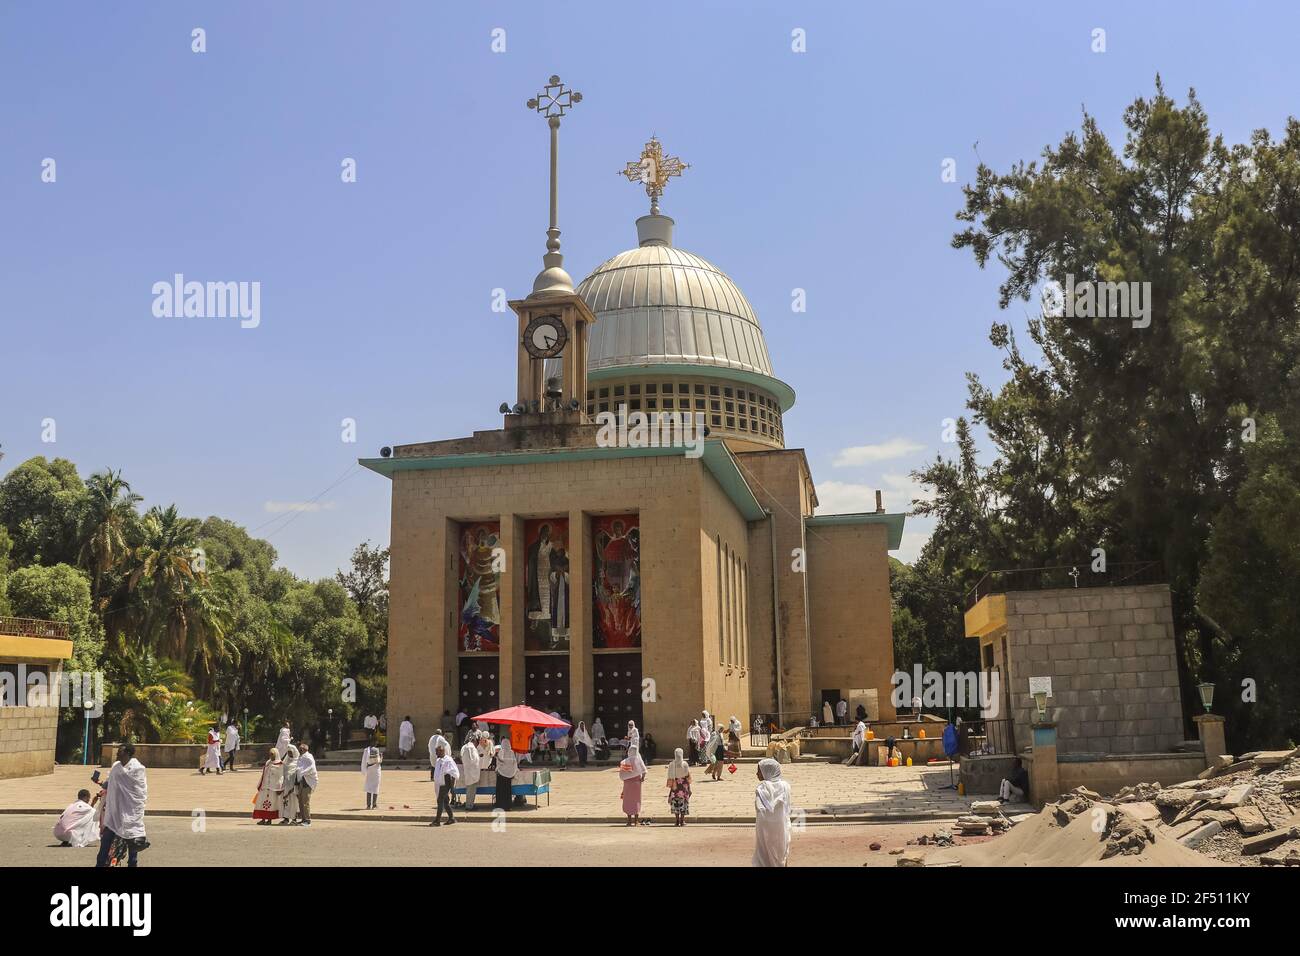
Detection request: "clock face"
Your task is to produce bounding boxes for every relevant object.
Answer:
[523,315,568,358]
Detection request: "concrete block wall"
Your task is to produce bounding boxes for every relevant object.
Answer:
[0,705,59,778]
[1004,584,1185,756]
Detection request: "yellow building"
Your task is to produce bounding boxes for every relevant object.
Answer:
[363,85,902,748]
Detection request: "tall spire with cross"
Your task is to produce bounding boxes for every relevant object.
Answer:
[526,75,582,296]
[620,136,689,215]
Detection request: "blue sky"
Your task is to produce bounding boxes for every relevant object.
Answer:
[2,1,1296,578]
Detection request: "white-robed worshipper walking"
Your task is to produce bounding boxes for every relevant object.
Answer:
[361,743,383,809]
[729,715,742,736]
[223,719,241,771]
[753,758,793,867]
[427,730,451,781]
[429,743,460,826]
[54,788,99,848]
[202,725,223,774]
[398,716,416,758]
[821,700,834,726]
[96,743,148,867]
[626,719,641,756]
[699,710,713,739]
[296,742,318,826]
[459,732,483,810]
[280,744,301,824]
[253,747,284,824]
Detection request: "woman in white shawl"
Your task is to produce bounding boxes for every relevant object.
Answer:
[54,788,99,847]
[665,748,692,826]
[591,717,606,742]
[619,742,648,826]
[851,720,867,764]
[573,721,594,767]
[626,719,640,756]
[686,719,701,765]
[705,723,725,781]
[252,747,284,824]
[398,716,416,758]
[459,732,483,810]
[361,742,383,809]
[494,737,518,810]
[280,743,301,824]
[202,725,223,774]
[753,758,792,867]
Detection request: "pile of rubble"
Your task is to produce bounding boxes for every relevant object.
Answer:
[1111,747,1300,867]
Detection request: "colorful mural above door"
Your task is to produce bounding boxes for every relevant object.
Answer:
[593,514,640,648]
[524,517,570,651]
[458,521,502,652]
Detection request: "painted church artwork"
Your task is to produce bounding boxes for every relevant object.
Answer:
[524,517,570,651]
[593,514,640,648]
[458,521,502,652]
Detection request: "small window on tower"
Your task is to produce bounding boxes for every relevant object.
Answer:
[646,383,657,394]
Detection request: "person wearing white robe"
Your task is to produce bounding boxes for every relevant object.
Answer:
[822,701,834,726]
[699,711,713,739]
[459,733,483,809]
[223,720,241,771]
[427,730,451,782]
[626,720,641,756]
[361,744,383,809]
[591,717,606,741]
[753,758,792,868]
[398,716,416,758]
[280,744,301,824]
[494,738,518,810]
[202,726,223,774]
[275,723,291,762]
[296,742,318,826]
[54,789,99,848]
[253,747,284,823]
[430,745,460,826]
[573,721,594,767]
[96,744,148,867]
[729,715,742,736]
[851,720,866,764]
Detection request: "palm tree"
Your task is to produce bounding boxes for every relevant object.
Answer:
[111,650,215,743]
[127,505,230,668]
[78,469,142,606]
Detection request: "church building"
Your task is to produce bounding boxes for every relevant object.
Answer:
[363,78,904,747]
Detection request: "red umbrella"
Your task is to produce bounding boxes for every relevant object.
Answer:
[471,704,570,728]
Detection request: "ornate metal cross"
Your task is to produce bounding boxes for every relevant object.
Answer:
[620,137,689,215]
[525,75,582,285]
[527,75,582,120]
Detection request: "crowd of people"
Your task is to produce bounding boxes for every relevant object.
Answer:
[51,708,797,867]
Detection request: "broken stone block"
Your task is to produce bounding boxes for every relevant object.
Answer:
[969,800,1001,815]
[1231,806,1270,834]
[1282,778,1300,792]
[1198,756,1235,779]
[896,852,926,867]
[1216,783,1254,809]
[1008,813,1034,825]
[1155,788,1199,808]
[1254,750,1297,768]
[1192,809,1236,826]
[1178,820,1222,848]
[1241,824,1300,855]
[1164,819,1206,840]
[1120,801,1162,823]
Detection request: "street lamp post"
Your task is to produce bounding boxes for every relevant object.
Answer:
[82,698,95,765]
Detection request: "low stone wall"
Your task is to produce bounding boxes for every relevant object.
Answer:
[959,754,1019,794]
[0,705,59,779]
[99,742,274,769]
[802,733,947,765]
[1022,750,1206,799]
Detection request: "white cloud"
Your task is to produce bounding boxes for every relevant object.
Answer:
[833,437,925,467]
[813,480,878,514]
[263,500,339,513]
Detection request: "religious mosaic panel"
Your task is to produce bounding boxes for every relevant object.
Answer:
[524,517,571,651]
[593,654,642,734]
[592,513,640,648]
[457,521,502,652]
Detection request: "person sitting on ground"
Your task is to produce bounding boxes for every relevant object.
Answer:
[54,788,99,848]
[999,757,1029,802]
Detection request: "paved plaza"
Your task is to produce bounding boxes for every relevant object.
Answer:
[0,759,1026,825]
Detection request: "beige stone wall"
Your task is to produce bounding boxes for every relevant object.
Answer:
[806,522,897,720]
[733,450,814,717]
[698,463,752,737]
[1005,585,1185,756]
[387,451,743,750]
[0,706,59,779]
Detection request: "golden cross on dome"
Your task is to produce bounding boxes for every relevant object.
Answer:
[620,137,689,215]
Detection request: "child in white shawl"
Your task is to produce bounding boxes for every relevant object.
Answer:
[753,758,792,867]
[459,733,483,809]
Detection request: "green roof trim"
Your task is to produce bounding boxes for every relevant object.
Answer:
[587,363,797,412]
[358,439,766,522]
[805,511,906,550]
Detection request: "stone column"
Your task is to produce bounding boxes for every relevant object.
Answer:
[568,510,591,725]
[498,514,525,707]
[1029,721,1060,807]
[1193,714,1227,769]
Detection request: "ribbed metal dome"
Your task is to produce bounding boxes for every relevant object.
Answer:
[573,215,775,378]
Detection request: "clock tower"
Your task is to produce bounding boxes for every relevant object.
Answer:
[507,75,597,420]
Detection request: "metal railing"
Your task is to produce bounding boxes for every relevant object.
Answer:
[963,718,1016,756]
[964,561,1164,611]
[0,616,70,639]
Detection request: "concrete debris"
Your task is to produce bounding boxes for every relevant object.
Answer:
[1216,783,1254,809]
[1198,755,1235,779]
[1259,845,1300,866]
[1177,820,1222,848]
[896,852,926,867]
[1119,801,1162,823]
[1230,806,1269,834]
[1112,782,1161,803]
[1254,749,1299,769]
[969,800,1002,815]
[1101,812,1156,859]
